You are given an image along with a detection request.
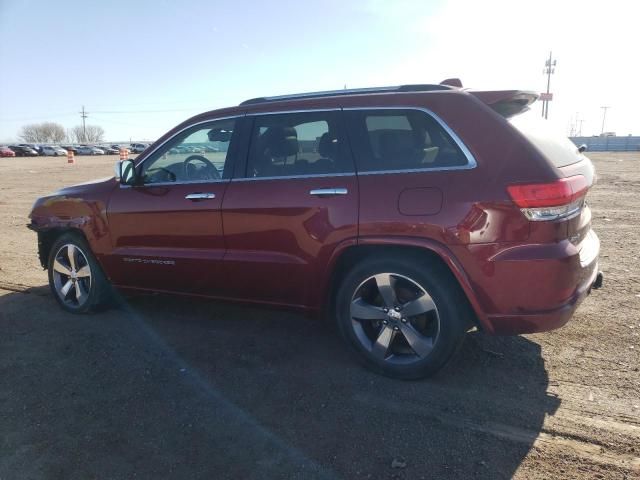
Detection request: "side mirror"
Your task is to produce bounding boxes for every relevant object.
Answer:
[578,144,588,153]
[115,159,137,185]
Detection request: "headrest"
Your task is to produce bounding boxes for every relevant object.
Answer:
[260,126,298,157]
[318,132,338,158]
[379,130,415,157]
[413,128,432,147]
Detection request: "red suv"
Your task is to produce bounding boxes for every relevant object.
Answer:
[29,82,602,379]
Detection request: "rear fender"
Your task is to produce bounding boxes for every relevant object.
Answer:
[324,236,491,332]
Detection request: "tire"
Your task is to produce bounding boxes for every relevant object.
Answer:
[47,232,113,313]
[335,254,470,379]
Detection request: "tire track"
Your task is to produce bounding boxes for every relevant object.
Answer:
[354,392,640,472]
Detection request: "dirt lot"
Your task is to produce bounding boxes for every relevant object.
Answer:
[1,153,639,479]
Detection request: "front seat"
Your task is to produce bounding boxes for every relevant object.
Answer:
[254,126,299,177]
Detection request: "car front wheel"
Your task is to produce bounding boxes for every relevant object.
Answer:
[335,255,470,379]
[48,232,113,313]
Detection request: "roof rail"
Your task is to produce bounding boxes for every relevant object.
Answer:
[239,84,454,106]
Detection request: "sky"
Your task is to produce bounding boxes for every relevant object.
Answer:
[0,0,638,142]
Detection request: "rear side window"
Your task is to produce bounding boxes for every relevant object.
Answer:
[246,111,352,178]
[509,113,582,168]
[346,109,469,172]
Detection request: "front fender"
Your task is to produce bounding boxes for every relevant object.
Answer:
[28,181,116,261]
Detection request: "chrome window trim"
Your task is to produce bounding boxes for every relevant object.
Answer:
[231,172,355,183]
[357,165,474,176]
[238,107,476,179]
[123,106,476,188]
[342,106,477,172]
[125,178,230,188]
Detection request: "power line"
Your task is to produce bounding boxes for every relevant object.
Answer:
[1,104,204,123]
[91,108,200,114]
[0,113,77,122]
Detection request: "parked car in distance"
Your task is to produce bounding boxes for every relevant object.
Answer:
[130,143,148,153]
[9,145,39,156]
[19,144,42,154]
[40,145,68,156]
[28,81,602,379]
[75,146,104,155]
[62,145,78,155]
[111,145,130,154]
[0,146,16,157]
[100,146,120,155]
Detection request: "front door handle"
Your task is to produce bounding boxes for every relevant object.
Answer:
[185,192,216,201]
[309,188,348,197]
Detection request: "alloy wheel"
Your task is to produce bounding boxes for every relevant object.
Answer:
[51,244,92,308]
[350,273,440,365]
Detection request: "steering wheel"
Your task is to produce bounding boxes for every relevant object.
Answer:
[183,155,220,180]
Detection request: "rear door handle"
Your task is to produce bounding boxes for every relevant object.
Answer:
[309,188,348,197]
[185,192,216,201]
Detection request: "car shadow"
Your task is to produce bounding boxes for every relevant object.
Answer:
[0,288,560,480]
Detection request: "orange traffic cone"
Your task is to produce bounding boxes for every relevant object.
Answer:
[67,149,75,164]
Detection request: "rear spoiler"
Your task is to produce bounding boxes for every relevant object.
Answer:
[438,80,538,118]
[469,90,539,118]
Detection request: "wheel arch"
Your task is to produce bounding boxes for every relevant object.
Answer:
[323,238,491,332]
[36,227,91,269]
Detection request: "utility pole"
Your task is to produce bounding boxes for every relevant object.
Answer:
[542,51,556,119]
[571,112,583,137]
[600,106,610,135]
[80,105,88,142]
[578,118,584,136]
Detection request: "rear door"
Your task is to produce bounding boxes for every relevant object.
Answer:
[344,108,475,243]
[105,117,242,295]
[220,110,358,308]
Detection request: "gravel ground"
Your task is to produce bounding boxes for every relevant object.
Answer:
[0,153,638,479]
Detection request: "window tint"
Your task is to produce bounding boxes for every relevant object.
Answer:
[347,109,469,172]
[141,118,236,184]
[246,111,351,178]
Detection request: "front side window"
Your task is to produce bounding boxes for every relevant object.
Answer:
[141,118,237,184]
[246,111,351,178]
[346,109,469,172]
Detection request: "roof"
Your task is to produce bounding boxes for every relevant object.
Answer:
[239,83,456,106]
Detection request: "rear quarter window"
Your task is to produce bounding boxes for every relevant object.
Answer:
[509,113,582,168]
[346,109,470,173]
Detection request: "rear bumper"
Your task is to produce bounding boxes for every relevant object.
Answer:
[461,230,600,335]
[485,260,599,334]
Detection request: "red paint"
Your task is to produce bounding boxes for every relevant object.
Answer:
[28,88,600,335]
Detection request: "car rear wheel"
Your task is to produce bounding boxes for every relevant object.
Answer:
[335,255,470,379]
[47,232,113,313]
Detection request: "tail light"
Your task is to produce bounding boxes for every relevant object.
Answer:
[507,175,589,221]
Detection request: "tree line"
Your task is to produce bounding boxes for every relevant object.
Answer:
[18,122,105,144]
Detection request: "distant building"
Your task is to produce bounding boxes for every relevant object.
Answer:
[570,135,640,152]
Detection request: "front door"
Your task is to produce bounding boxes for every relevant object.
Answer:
[221,110,358,309]
[105,117,241,295]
